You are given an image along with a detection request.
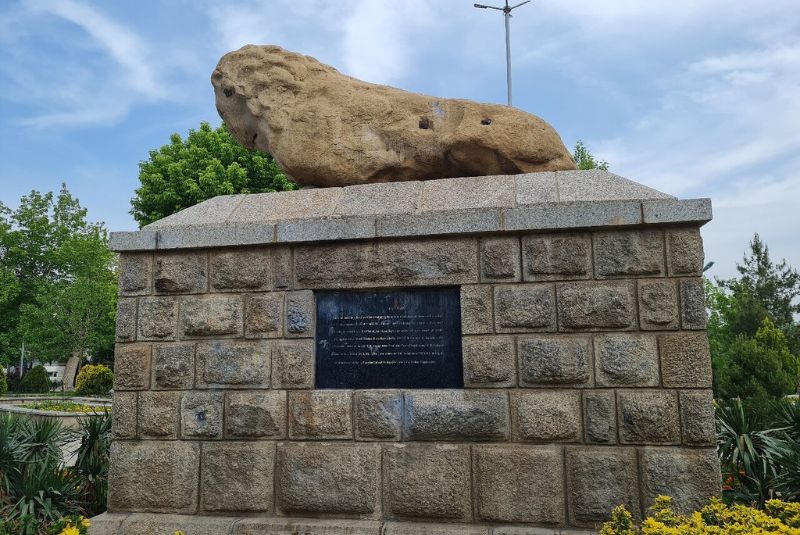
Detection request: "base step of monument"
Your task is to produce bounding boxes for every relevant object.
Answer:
[89,512,597,535]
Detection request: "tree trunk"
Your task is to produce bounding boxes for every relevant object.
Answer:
[63,354,81,390]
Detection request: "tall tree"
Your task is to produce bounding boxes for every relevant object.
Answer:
[572,140,609,171]
[130,122,297,227]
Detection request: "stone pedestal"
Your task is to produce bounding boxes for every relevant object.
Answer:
[93,170,719,535]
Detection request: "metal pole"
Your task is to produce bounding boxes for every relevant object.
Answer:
[504,7,512,106]
[20,341,24,378]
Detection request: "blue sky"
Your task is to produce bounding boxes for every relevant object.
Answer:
[0,0,798,279]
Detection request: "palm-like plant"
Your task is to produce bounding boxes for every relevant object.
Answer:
[71,411,111,515]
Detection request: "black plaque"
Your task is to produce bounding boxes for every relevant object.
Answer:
[315,288,463,388]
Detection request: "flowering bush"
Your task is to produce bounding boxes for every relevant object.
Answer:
[49,516,91,535]
[75,364,113,396]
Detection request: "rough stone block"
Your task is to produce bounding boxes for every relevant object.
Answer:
[137,297,177,340]
[462,336,516,387]
[594,334,659,387]
[116,298,137,342]
[403,391,509,441]
[383,524,487,535]
[152,344,194,390]
[566,447,640,526]
[481,237,521,281]
[289,391,353,439]
[85,512,127,535]
[355,390,403,440]
[642,198,712,224]
[272,339,314,389]
[196,340,270,388]
[638,279,679,330]
[473,446,564,524]
[378,208,499,238]
[225,390,287,439]
[154,251,207,293]
[245,293,283,338]
[557,281,637,331]
[137,391,179,439]
[180,294,243,337]
[281,214,376,242]
[460,285,493,335]
[518,336,591,386]
[680,278,707,329]
[113,344,150,390]
[383,444,471,521]
[118,513,237,535]
[108,441,199,513]
[210,248,271,290]
[285,290,314,337]
[504,200,643,231]
[111,391,136,440]
[202,442,275,512]
[118,253,152,296]
[667,229,704,276]
[522,233,591,281]
[513,390,581,442]
[583,390,616,444]
[181,391,223,439]
[618,390,680,444]
[494,284,556,332]
[680,390,715,446]
[659,332,712,388]
[277,443,379,516]
[640,448,721,514]
[235,519,381,535]
[272,245,293,289]
[594,230,665,277]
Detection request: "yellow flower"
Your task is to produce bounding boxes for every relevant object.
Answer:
[81,518,91,528]
[59,527,80,535]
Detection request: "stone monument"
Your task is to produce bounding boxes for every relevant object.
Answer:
[90,46,720,535]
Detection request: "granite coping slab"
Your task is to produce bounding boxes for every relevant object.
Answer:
[111,170,711,251]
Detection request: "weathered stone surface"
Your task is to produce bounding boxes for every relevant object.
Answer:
[137,297,177,340]
[86,512,127,535]
[680,278,707,329]
[152,344,194,390]
[462,336,515,387]
[285,290,314,337]
[277,443,380,515]
[618,390,680,444]
[113,344,150,390]
[213,45,575,188]
[108,441,199,513]
[474,446,564,524]
[245,293,283,338]
[272,246,293,289]
[272,339,314,389]
[383,523,487,535]
[383,444,472,521]
[557,281,637,331]
[137,391,179,439]
[225,390,287,439]
[403,391,509,441]
[513,390,581,442]
[680,390,716,446]
[119,253,152,295]
[640,448,721,514]
[659,332,712,388]
[518,336,591,386]
[494,284,556,332]
[583,390,616,444]
[594,230,664,277]
[594,334,659,387]
[355,391,403,440]
[111,391,136,440]
[567,447,640,526]
[235,519,381,535]
[639,279,679,330]
[522,233,591,281]
[294,238,478,289]
[460,285,493,335]
[181,392,223,439]
[196,340,270,388]
[116,298,137,342]
[117,513,237,535]
[154,252,207,293]
[210,249,271,290]
[180,294,243,337]
[202,442,275,512]
[289,391,353,439]
[481,237,521,281]
[667,229,704,276]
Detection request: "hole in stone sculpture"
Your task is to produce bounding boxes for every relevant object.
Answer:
[196,410,206,422]
[481,118,492,125]
[418,117,430,129]
[223,87,234,97]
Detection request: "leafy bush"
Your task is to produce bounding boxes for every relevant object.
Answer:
[20,365,52,393]
[19,401,107,413]
[0,368,7,397]
[75,364,113,396]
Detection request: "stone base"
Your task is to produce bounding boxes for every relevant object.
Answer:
[88,513,597,535]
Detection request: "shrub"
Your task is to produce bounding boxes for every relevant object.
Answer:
[75,364,113,396]
[20,364,52,393]
[0,368,7,397]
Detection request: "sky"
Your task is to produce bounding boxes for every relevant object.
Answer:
[0,0,798,279]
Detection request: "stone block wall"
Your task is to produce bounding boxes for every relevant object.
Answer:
[108,226,719,533]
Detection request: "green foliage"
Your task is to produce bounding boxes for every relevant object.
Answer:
[573,140,609,171]
[20,365,51,394]
[0,369,6,397]
[71,413,111,516]
[18,401,106,413]
[74,364,113,396]
[130,122,297,227]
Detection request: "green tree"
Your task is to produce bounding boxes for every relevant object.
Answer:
[130,122,297,227]
[573,140,609,171]
[20,365,51,393]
